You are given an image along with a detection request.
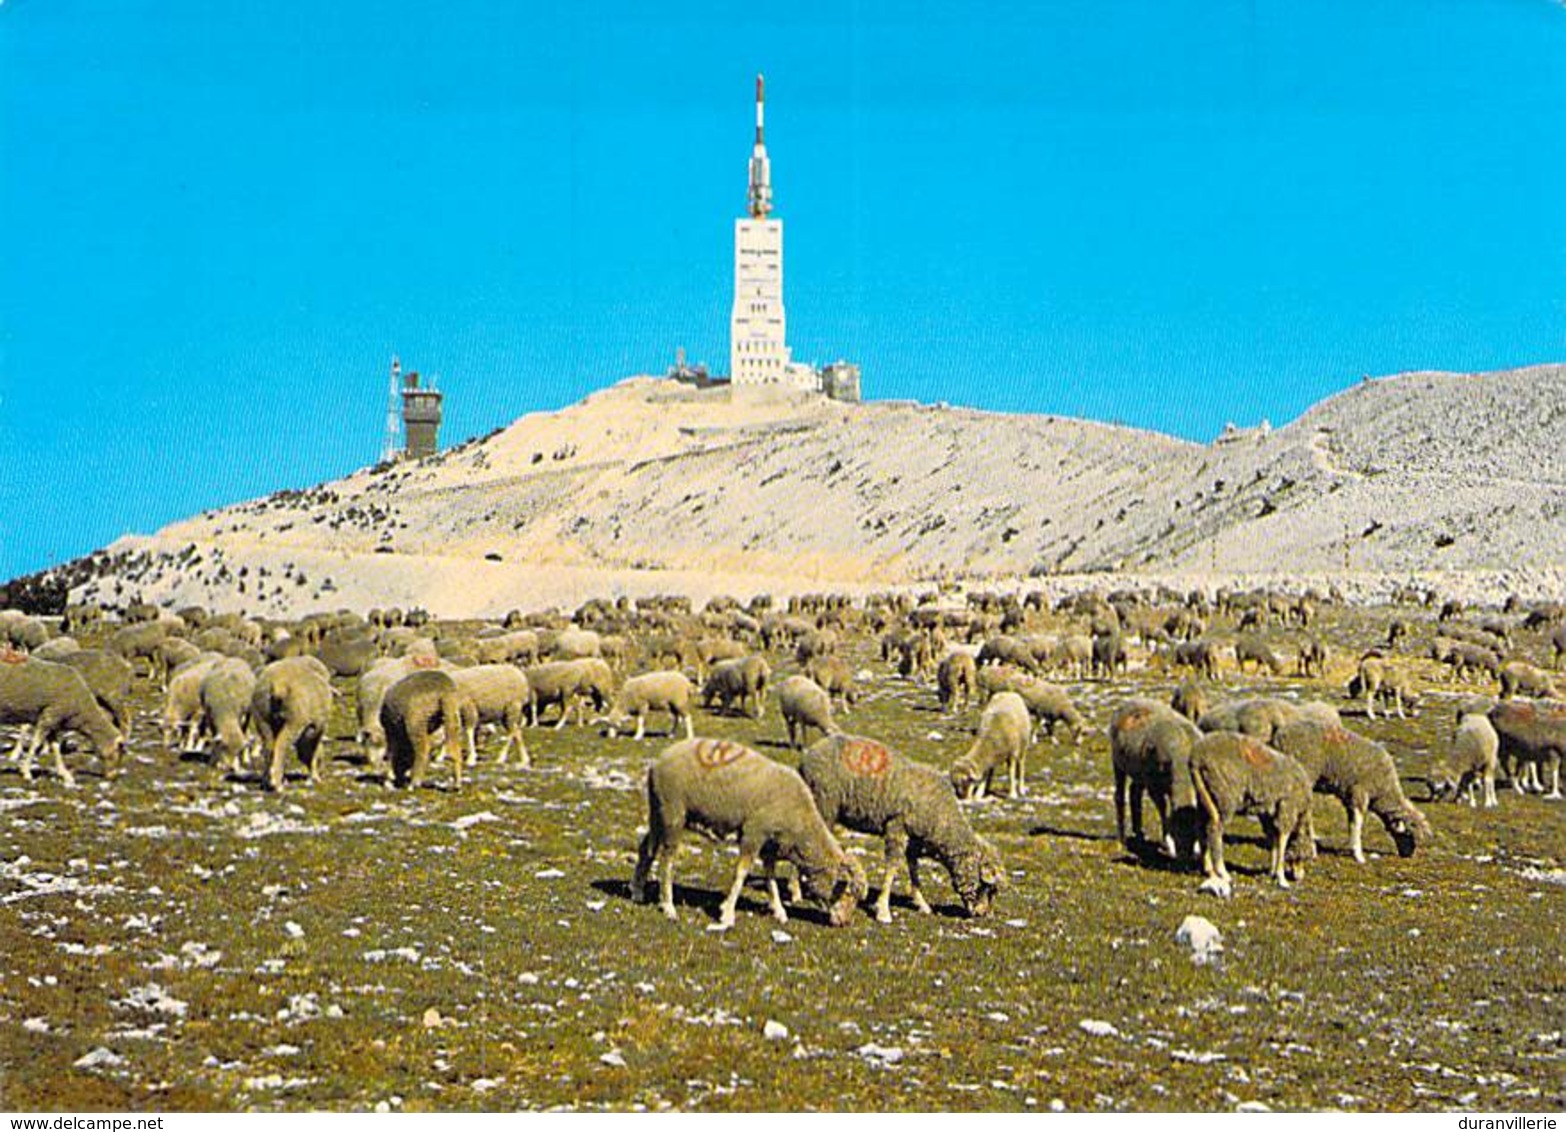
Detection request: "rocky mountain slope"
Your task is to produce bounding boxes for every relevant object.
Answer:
[58,364,1566,616]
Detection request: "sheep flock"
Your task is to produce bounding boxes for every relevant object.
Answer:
[0,587,1562,1111]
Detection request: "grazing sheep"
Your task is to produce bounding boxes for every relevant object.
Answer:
[1499,660,1559,700]
[1270,721,1433,861]
[448,664,532,767]
[777,674,839,750]
[630,738,867,929]
[56,649,136,734]
[976,634,1039,673]
[32,636,81,663]
[803,654,858,713]
[1296,637,1329,678]
[1170,680,1211,724]
[937,651,978,714]
[693,636,746,681]
[314,632,378,678]
[551,627,602,661]
[603,670,696,742]
[0,611,50,651]
[1430,712,1500,808]
[896,632,937,680]
[1091,632,1127,679]
[1348,655,1416,719]
[472,629,540,666]
[525,658,616,729]
[1171,639,1219,681]
[1488,699,1566,799]
[1189,732,1316,897]
[1109,699,1201,856]
[1432,639,1502,684]
[381,670,476,790]
[198,657,257,773]
[800,733,1004,922]
[949,691,1031,800]
[163,654,224,750]
[1198,697,1342,743]
[154,638,204,687]
[109,622,171,680]
[1051,634,1093,680]
[355,654,451,756]
[0,659,125,787]
[1553,624,1566,669]
[251,657,333,792]
[1235,633,1286,676]
[1012,678,1088,745]
[701,655,771,720]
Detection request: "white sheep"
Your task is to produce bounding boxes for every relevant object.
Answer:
[631,738,867,929]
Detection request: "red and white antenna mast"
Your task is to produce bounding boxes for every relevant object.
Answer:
[747,73,772,219]
[381,355,403,464]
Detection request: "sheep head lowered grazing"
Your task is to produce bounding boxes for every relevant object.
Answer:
[800,733,1004,922]
[632,738,866,929]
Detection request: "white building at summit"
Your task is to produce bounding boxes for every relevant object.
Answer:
[730,75,817,391]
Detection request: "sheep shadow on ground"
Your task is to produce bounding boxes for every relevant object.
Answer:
[589,876,841,928]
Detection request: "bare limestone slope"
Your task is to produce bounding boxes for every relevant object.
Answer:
[74,364,1566,616]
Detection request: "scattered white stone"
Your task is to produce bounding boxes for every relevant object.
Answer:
[450,811,500,831]
[770,929,793,944]
[763,1020,789,1041]
[179,941,222,968]
[1005,919,1028,929]
[518,972,540,985]
[1079,1019,1119,1038]
[535,868,566,879]
[857,1042,905,1065]
[74,1047,124,1069]
[1236,1101,1273,1113]
[22,1017,49,1033]
[926,731,945,741]
[986,1012,1010,1023]
[600,1050,627,1068]
[265,1044,302,1056]
[1172,1048,1227,1064]
[118,983,188,1019]
[1175,915,1224,964]
[586,900,606,912]
[471,1078,501,1093]
[283,921,305,939]
[422,1008,445,1029]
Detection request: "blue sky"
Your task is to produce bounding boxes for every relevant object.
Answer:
[3,1,1563,577]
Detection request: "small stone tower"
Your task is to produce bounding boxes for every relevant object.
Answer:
[400,371,443,459]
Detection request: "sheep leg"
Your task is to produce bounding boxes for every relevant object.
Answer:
[49,741,77,790]
[1128,779,1147,843]
[1267,818,1291,888]
[632,712,646,742]
[1113,768,1130,845]
[513,721,531,769]
[680,709,694,741]
[1010,748,1027,798]
[631,831,656,905]
[1152,789,1176,857]
[875,822,910,924]
[1547,759,1562,801]
[761,849,789,924]
[658,842,680,921]
[904,850,933,914]
[718,847,758,929]
[1198,809,1232,897]
[553,695,572,731]
[1347,801,1367,863]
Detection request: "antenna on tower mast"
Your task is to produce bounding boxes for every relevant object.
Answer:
[381,356,403,464]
